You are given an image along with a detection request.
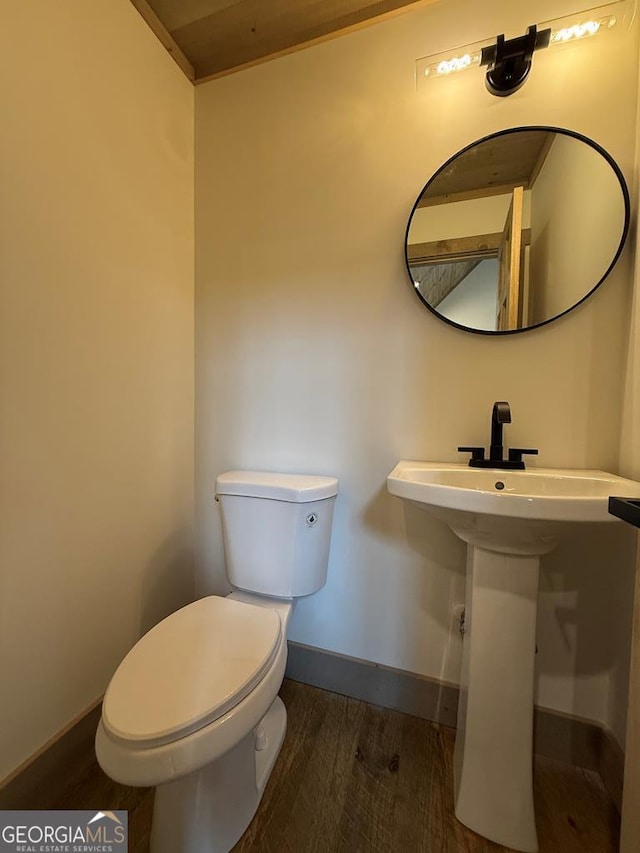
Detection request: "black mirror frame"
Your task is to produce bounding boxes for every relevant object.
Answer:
[404,126,631,336]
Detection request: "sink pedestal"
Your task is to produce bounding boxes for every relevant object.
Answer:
[454,545,540,853]
[387,461,640,853]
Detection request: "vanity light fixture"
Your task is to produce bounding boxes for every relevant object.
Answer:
[416,2,620,96]
[483,25,551,96]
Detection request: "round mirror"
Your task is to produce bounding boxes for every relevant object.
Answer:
[405,127,630,335]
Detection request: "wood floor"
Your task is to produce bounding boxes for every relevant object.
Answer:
[41,680,619,852]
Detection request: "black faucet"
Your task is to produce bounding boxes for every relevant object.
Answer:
[458,401,538,470]
[490,401,511,462]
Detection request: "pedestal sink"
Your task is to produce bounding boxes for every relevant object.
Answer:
[387,461,640,852]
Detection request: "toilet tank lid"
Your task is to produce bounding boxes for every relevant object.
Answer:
[216,470,338,502]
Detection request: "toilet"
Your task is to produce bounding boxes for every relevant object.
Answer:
[95,470,338,853]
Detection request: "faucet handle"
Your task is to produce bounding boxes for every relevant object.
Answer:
[458,446,485,462]
[508,448,539,463]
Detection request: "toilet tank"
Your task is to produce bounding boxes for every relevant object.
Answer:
[215,470,338,598]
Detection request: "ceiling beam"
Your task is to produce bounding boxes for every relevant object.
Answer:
[132,0,439,83]
[129,0,195,81]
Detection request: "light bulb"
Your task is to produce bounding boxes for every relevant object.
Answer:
[424,51,482,78]
[549,14,616,44]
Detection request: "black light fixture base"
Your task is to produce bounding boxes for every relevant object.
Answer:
[485,54,532,97]
[481,25,551,97]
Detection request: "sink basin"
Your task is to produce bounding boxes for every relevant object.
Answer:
[387,460,640,521]
[387,461,640,554]
[387,459,640,852]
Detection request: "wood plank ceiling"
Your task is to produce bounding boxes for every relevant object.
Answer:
[419,131,555,206]
[130,0,439,83]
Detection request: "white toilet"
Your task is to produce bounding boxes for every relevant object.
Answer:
[95,470,338,853]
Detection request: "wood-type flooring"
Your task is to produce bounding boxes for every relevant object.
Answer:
[33,680,619,852]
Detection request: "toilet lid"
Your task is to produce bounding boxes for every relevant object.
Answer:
[102,596,282,748]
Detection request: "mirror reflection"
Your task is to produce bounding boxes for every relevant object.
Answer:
[405,128,629,334]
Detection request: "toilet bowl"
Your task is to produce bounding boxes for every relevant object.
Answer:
[96,471,338,853]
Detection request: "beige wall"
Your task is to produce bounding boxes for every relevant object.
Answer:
[0,2,195,781]
[619,26,640,849]
[195,0,638,742]
[408,192,529,242]
[529,133,627,323]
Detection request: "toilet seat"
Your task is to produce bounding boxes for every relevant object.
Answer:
[102,596,282,749]
[96,624,288,788]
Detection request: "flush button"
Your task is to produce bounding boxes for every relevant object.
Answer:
[255,724,268,751]
[306,512,318,526]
